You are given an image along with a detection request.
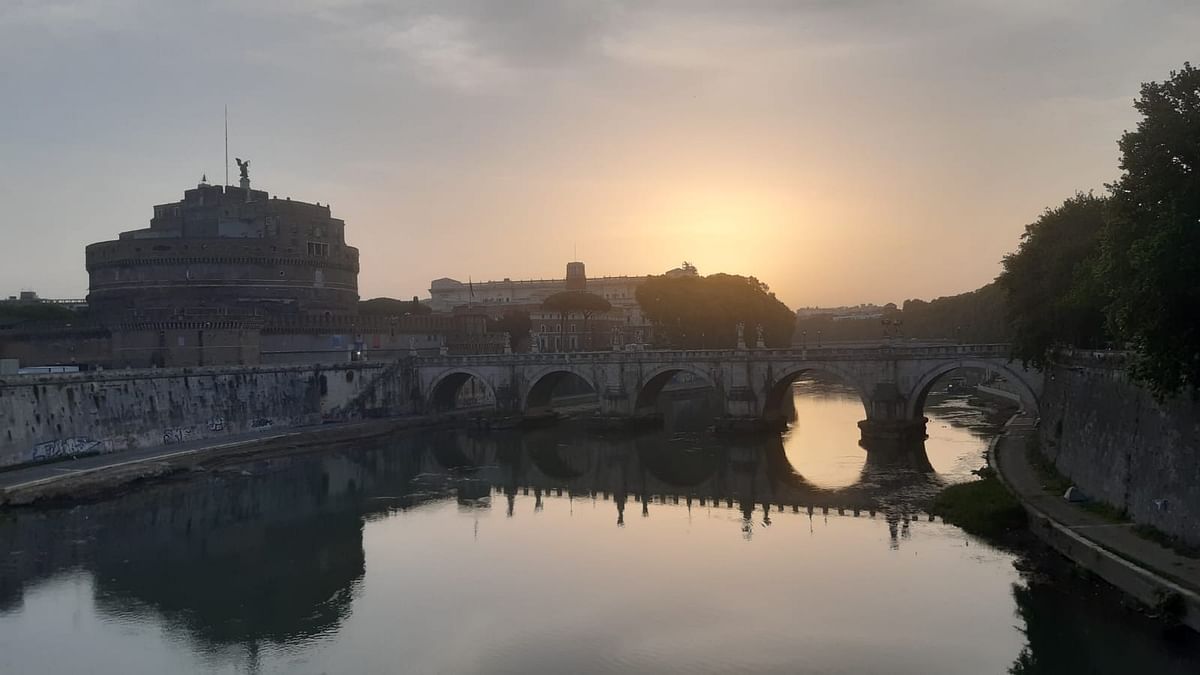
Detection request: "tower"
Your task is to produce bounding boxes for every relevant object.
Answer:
[565,261,587,291]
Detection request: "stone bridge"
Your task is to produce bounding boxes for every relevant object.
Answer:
[414,343,1041,440]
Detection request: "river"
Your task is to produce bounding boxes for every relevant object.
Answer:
[1,379,1198,674]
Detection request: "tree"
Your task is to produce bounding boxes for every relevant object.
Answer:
[636,273,794,348]
[488,309,531,352]
[1102,63,1200,398]
[0,302,78,324]
[996,193,1110,368]
[540,291,612,350]
[358,296,430,317]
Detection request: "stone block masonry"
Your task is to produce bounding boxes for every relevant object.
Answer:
[0,362,417,470]
[1039,352,1200,546]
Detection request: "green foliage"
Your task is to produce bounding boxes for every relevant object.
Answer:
[996,193,1111,369]
[793,284,1009,344]
[635,273,794,348]
[358,296,430,317]
[1101,62,1200,398]
[930,472,1027,540]
[900,283,1011,342]
[0,302,78,324]
[1132,524,1200,559]
[540,291,612,316]
[1024,435,1072,496]
[487,309,531,351]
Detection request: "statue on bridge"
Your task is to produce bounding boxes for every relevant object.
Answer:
[736,322,747,350]
[755,324,765,349]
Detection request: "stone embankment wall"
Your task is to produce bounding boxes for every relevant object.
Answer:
[1039,352,1200,546]
[0,361,417,469]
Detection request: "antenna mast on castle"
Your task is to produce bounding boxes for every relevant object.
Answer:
[224,105,229,187]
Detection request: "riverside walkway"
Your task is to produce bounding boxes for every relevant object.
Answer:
[0,417,432,505]
[994,415,1200,631]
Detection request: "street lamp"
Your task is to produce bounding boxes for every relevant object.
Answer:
[816,329,822,348]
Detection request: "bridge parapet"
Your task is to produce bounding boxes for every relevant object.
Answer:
[410,343,1037,442]
[416,343,1014,368]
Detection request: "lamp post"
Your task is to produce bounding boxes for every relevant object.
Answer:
[816,329,822,348]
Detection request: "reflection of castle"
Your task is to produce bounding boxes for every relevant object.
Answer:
[0,427,946,662]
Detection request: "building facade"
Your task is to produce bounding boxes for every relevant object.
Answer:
[429,261,697,352]
[85,176,359,322]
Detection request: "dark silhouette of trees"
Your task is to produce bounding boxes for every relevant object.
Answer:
[636,273,794,348]
[792,285,1010,345]
[997,193,1110,368]
[540,291,612,350]
[0,302,78,324]
[358,296,430,317]
[487,309,531,352]
[1101,63,1200,398]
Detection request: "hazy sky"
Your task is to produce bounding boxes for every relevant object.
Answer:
[2,1,1197,308]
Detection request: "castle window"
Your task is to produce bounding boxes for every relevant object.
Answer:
[307,242,329,257]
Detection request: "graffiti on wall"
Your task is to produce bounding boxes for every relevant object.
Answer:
[31,437,104,462]
[162,427,195,444]
[250,417,274,429]
[207,416,227,432]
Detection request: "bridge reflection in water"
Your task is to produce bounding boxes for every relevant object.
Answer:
[2,386,1197,675]
[0,402,970,651]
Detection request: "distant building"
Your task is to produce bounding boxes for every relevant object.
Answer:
[1,291,87,311]
[796,304,887,321]
[85,175,359,322]
[429,260,697,351]
[1,170,509,369]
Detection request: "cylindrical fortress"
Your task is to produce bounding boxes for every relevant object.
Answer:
[86,181,359,321]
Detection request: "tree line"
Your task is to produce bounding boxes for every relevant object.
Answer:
[793,283,1010,345]
[995,63,1200,398]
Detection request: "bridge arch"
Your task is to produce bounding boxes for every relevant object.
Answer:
[904,359,1040,419]
[428,368,498,412]
[522,365,599,411]
[762,363,870,421]
[525,435,593,480]
[633,364,722,412]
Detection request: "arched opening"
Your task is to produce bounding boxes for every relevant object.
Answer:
[523,369,599,414]
[429,371,497,412]
[907,363,1037,478]
[633,368,722,431]
[907,362,1039,420]
[768,369,872,490]
[764,368,869,424]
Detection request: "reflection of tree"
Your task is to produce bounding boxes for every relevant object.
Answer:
[0,422,1014,664]
[1008,561,1200,675]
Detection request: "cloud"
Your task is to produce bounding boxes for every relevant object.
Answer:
[372,14,515,91]
[0,0,143,33]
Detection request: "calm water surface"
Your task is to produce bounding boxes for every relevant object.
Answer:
[1,381,1198,674]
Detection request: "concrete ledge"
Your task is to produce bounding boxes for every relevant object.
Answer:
[991,422,1200,632]
[0,415,448,507]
